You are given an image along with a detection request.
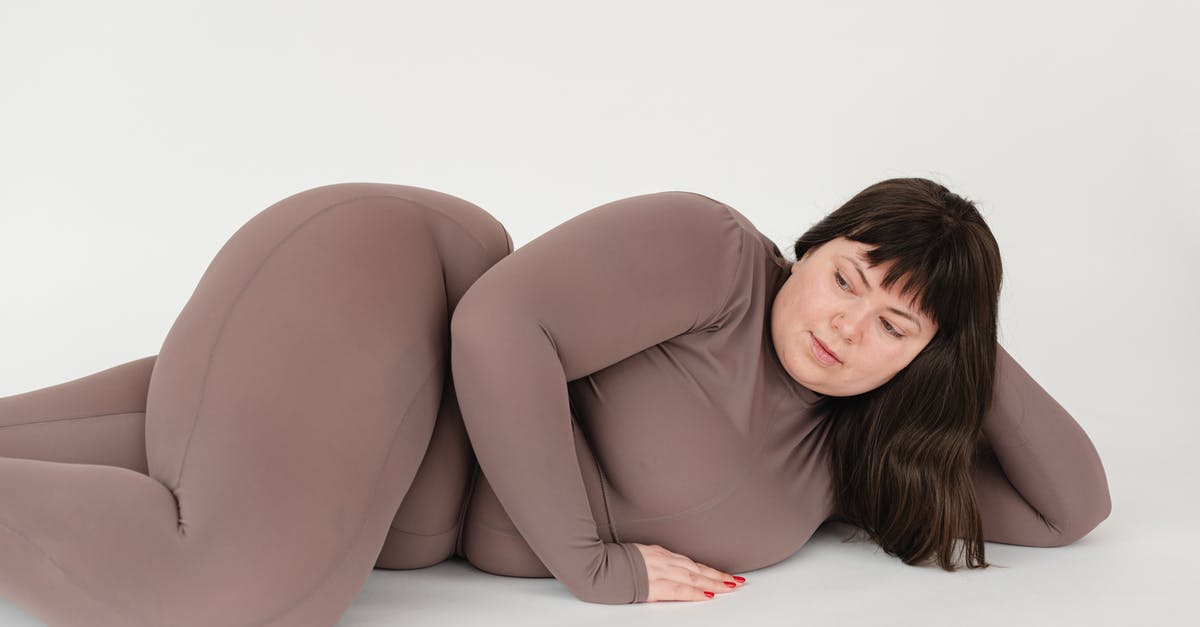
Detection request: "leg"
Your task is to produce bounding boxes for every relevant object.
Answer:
[0,351,488,573]
[372,183,513,569]
[373,373,478,569]
[0,356,156,473]
[0,353,481,572]
[0,182,509,626]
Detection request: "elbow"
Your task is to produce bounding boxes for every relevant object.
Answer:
[1049,486,1112,547]
[1050,448,1114,547]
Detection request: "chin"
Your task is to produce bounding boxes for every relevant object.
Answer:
[804,380,835,395]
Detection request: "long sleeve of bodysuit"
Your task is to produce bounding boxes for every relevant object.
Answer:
[972,343,1112,546]
[448,191,746,604]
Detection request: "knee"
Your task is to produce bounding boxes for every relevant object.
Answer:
[374,525,459,570]
[459,519,553,578]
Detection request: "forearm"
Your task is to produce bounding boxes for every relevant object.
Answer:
[978,343,1111,545]
[450,312,647,603]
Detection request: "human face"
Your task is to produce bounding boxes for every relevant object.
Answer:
[770,237,938,397]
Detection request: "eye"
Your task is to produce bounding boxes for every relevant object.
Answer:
[838,269,905,339]
[882,318,904,338]
[834,270,851,291]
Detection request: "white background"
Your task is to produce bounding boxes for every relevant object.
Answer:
[1,1,1195,625]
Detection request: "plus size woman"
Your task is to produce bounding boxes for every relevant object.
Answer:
[0,178,1110,626]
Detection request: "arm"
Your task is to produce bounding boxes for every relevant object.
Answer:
[971,343,1112,546]
[449,191,746,604]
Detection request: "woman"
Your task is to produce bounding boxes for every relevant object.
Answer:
[0,179,1110,625]
[448,177,1110,603]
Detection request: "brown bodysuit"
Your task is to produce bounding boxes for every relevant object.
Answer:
[0,184,1111,626]
[446,190,1112,603]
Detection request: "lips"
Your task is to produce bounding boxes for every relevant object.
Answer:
[811,332,841,364]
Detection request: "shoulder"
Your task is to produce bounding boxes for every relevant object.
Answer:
[657,191,787,266]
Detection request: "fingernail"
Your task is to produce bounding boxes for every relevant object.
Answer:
[732,575,746,583]
[704,591,715,598]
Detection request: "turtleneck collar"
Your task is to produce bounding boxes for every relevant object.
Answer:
[762,250,823,406]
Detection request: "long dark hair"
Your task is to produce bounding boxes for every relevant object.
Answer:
[793,177,1003,571]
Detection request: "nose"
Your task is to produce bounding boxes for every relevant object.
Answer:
[833,305,869,343]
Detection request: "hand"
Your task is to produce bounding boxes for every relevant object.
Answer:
[630,542,745,602]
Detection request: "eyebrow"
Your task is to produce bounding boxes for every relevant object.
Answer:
[838,254,924,332]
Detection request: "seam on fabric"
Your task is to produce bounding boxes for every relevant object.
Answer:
[454,462,482,557]
[385,525,459,538]
[251,360,442,627]
[1010,368,1064,537]
[404,197,496,257]
[172,191,487,514]
[616,540,643,603]
[0,410,144,429]
[693,202,747,333]
[574,415,617,542]
[713,204,749,323]
[172,194,394,494]
[0,190,489,625]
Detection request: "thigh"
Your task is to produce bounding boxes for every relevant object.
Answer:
[0,182,507,627]
[145,182,515,621]
[144,184,458,618]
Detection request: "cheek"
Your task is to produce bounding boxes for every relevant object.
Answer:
[853,343,903,375]
[879,345,919,375]
[793,277,829,315]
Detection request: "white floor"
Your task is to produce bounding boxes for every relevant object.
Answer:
[336,477,1184,627]
[1,454,1181,627]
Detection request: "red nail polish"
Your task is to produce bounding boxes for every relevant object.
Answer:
[704,591,715,598]
[724,581,736,588]
[732,575,746,583]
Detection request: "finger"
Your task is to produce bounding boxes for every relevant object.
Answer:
[676,565,736,595]
[667,554,740,590]
[692,561,742,588]
[672,580,715,602]
[647,545,740,593]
